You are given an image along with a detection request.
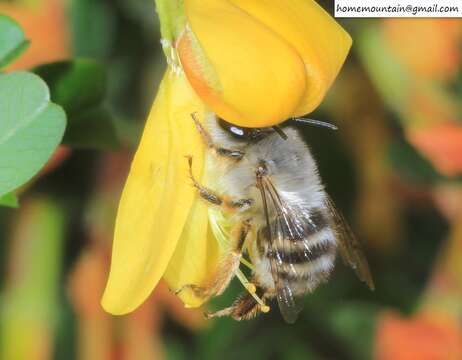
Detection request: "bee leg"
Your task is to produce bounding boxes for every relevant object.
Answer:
[191,113,244,160]
[186,155,224,206]
[205,290,271,321]
[186,156,253,210]
[175,220,252,300]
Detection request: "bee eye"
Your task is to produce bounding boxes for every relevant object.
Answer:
[218,118,263,141]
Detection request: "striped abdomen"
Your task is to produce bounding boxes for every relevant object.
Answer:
[253,208,337,296]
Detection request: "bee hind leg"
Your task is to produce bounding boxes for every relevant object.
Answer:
[205,290,270,321]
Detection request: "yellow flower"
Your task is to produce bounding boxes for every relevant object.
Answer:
[102,0,352,315]
[179,0,352,127]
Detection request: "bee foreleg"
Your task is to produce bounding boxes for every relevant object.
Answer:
[186,155,223,206]
[187,156,253,210]
[191,113,244,160]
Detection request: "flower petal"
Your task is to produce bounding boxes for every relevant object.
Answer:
[164,155,222,308]
[101,71,206,315]
[230,0,352,116]
[179,0,306,127]
[164,198,220,308]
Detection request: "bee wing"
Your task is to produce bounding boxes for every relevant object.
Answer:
[258,176,319,323]
[325,197,375,290]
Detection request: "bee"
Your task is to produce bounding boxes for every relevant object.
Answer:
[180,113,374,323]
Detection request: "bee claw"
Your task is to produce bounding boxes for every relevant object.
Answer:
[203,311,212,319]
[174,284,207,298]
[173,286,184,295]
[204,307,233,319]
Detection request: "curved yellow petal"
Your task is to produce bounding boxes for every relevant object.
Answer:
[179,0,306,127]
[164,154,221,308]
[164,200,220,308]
[229,0,352,117]
[101,71,205,315]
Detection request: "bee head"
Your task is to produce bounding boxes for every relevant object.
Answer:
[218,118,267,141]
[218,118,286,142]
[217,117,337,143]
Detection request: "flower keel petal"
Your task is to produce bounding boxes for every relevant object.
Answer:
[164,199,220,308]
[101,71,205,315]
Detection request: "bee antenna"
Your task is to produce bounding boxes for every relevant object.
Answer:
[272,126,288,140]
[290,117,338,131]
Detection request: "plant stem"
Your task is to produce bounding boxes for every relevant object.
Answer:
[154,0,186,42]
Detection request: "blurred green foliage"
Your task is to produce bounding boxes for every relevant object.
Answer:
[0,192,18,208]
[35,60,119,149]
[0,198,65,360]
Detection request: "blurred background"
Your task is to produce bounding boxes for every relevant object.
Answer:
[0,0,461,359]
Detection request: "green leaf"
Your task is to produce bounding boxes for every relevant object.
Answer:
[34,60,106,115]
[0,15,30,69]
[0,192,19,208]
[64,107,119,150]
[0,72,66,197]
